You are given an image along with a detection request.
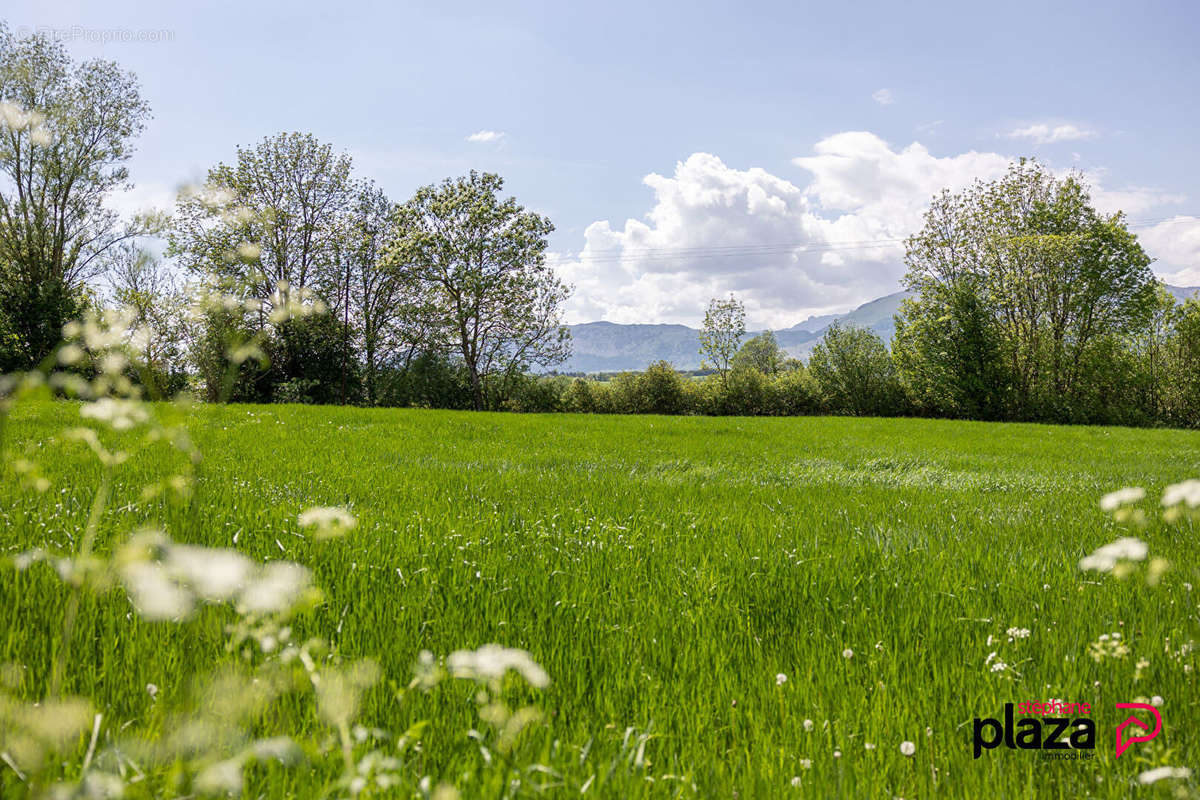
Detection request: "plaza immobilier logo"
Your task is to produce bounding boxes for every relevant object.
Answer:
[971,701,1162,760]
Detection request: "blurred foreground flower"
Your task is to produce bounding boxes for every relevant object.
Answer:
[1078,537,1147,574]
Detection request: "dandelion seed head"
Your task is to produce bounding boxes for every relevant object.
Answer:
[899,740,916,756]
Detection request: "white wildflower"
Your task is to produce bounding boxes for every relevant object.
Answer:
[29,125,53,147]
[121,561,194,620]
[1006,627,1031,640]
[803,719,814,732]
[195,759,244,795]
[1137,766,1192,785]
[1078,537,1148,573]
[775,673,787,686]
[799,758,812,769]
[1151,695,1163,707]
[1088,632,1130,662]
[1099,487,1145,511]
[80,398,148,431]
[790,776,801,787]
[446,644,550,688]
[297,506,357,539]
[239,562,312,614]
[1162,480,1200,508]
[842,648,854,659]
[167,545,254,601]
[236,242,262,262]
[899,741,916,757]
[146,683,158,699]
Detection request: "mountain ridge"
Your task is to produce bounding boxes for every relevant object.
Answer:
[556,284,1200,373]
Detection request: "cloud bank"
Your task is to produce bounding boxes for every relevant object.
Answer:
[555,132,1197,328]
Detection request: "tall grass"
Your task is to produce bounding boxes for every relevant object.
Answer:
[3,398,1199,797]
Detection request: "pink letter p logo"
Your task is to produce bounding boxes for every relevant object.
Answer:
[1115,703,1162,758]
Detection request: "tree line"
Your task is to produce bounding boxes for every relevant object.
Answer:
[1,24,1197,427]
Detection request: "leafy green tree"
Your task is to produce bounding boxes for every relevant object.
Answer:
[899,159,1156,420]
[343,182,407,405]
[699,294,745,385]
[894,278,1007,419]
[385,172,570,410]
[1163,297,1200,427]
[808,322,902,416]
[267,313,357,405]
[169,132,354,316]
[732,329,783,375]
[633,361,687,414]
[0,24,153,370]
[107,244,188,397]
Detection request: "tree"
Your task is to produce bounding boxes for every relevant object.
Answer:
[1162,297,1200,427]
[107,244,188,396]
[898,159,1157,420]
[385,171,570,410]
[808,322,901,416]
[893,278,1007,419]
[699,295,745,385]
[732,329,783,374]
[0,24,153,370]
[169,132,354,318]
[342,181,431,406]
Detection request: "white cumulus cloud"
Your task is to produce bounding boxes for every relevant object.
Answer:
[1005,123,1097,145]
[554,132,1191,328]
[1137,217,1200,287]
[872,88,894,106]
[466,130,505,143]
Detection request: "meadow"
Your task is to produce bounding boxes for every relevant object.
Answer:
[2,400,1199,798]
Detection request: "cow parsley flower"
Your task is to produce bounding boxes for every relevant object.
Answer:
[1137,766,1192,785]
[446,644,550,688]
[1162,480,1200,509]
[1078,537,1148,573]
[1099,487,1145,511]
[81,398,149,431]
[297,506,357,539]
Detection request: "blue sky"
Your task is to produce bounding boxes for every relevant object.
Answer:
[8,0,1200,326]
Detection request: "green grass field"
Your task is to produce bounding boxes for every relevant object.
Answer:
[3,402,1200,798]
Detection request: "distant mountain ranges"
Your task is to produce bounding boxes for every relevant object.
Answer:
[557,284,1200,374]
